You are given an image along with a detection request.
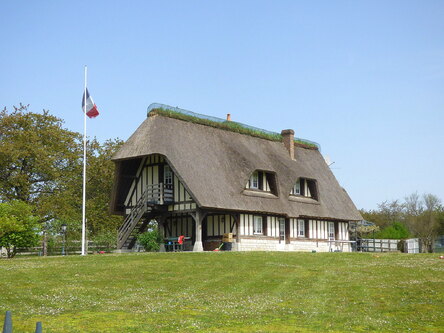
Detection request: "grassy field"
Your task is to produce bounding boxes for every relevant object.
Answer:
[0,252,443,332]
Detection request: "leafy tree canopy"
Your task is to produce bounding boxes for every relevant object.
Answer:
[0,104,123,247]
[0,201,40,258]
[373,222,410,239]
[0,104,81,205]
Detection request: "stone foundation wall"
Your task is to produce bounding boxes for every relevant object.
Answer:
[233,238,351,252]
[236,238,282,251]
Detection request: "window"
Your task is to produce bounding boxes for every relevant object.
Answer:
[328,222,335,240]
[298,219,305,237]
[249,171,259,189]
[246,170,278,195]
[290,178,318,200]
[253,216,263,234]
[292,179,301,195]
[279,218,285,241]
[164,165,173,185]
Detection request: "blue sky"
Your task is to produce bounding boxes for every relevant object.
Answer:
[1,0,443,210]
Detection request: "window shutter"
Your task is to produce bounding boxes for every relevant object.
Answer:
[262,216,267,236]
[307,180,318,200]
[285,219,290,244]
[258,171,264,190]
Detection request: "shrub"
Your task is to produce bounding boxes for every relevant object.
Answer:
[0,201,40,258]
[92,230,117,252]
[137,229,162,252]
[374,222,410,239]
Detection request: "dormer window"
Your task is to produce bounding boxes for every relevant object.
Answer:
[290,178,318,201]
[245,170,278,195]
[245,170,278,196]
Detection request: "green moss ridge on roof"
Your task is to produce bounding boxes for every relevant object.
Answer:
[147,104,320,150]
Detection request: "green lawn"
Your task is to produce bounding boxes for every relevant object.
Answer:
[0,252,443,332]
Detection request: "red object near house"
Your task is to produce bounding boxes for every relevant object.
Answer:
[178,235,185,245]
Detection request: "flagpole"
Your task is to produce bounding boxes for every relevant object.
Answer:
[81,66,87,256]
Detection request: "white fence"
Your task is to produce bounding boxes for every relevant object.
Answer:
[405,238,420,253]
[358,239,399,252]
[434,236,444,253]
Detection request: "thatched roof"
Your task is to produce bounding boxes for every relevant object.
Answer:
[111,105,362,221]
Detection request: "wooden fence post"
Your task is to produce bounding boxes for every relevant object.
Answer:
[2,312,43,333]
[3,311,12,333]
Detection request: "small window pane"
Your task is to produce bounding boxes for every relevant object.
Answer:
[328,222,335,239]
[291,178,301,195]
[293,179,301,195]
[298,219,305,237]
[250,171,259,189]
[164,165,173,185]
[254,216,263,234]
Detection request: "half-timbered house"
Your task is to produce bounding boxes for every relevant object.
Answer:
[111,103,362,252]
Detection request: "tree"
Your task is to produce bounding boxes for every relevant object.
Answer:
[405,194,442,252]
[404,192,423,216]
[83,138,123,235]
[0,104,82,254]
[361,193,443,252]
[373,222,410,239]
[92,230,117,252]
[38,137,124,241]
[360,200,404,228]
[0,201,40,258]
[437,209,444,236]
[0,105,124,253]
[0,104,81,205]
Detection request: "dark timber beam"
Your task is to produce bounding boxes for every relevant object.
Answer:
[157,215,167,252]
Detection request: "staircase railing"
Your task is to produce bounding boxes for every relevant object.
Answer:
[118,183,173,248]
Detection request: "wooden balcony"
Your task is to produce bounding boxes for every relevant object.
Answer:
[144,183,174,205]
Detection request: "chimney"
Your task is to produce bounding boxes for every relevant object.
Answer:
[226,113,231,121]
[281,129,295,160]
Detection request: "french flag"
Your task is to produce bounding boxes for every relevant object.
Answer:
[82,88,100,118]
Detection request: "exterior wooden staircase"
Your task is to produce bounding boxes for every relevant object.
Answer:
[117,183,173,249]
